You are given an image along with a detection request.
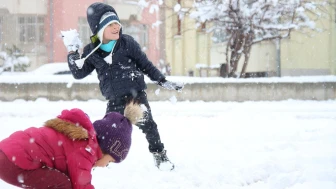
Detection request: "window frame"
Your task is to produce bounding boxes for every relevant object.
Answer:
[212,21,227,44]
[17,15,45,44]
[122,21,149,48]
[78,17,91,45]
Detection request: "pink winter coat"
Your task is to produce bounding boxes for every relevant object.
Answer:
[0,108,103,189]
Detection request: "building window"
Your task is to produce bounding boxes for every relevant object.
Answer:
[139,24,148,48]
[18,16,45,43]
[212,21,226,44]
[122,22,148,48]
[78,17,91,45]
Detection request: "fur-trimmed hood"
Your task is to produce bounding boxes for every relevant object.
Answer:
[44,108,95,140]
[44,118,89,140]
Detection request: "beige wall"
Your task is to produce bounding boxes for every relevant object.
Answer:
[330,4,336,75]
[280,6,336,76]
[210,41,278,74]
[165,0,180,75]
[196,32,210,66]
[246,42,278,74]
[165,0,211,76]
[165,1,336,77]
[172,37,183,75]
[182,16,197,75]
[280,32,331,76]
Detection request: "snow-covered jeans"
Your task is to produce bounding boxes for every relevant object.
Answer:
[0,151,72,189]
[107,90,165,153]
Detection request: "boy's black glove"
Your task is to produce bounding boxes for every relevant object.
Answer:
[158,78,184,92]
[68,51,81,67]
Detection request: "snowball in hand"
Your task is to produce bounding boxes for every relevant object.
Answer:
[61,29,83,52]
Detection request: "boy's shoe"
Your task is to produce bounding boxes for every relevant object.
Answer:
[152,150,175,171]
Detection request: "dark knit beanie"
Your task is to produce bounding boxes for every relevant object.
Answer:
[87,2,119,35]
[96,12,121,42]
[93,112,133,163]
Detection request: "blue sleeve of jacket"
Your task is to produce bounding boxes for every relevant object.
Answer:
[67,44,95,79]
[126,36,165,83]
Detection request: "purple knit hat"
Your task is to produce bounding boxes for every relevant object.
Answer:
[93,112,133,163]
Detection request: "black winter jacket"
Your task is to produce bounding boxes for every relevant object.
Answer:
[67,34,165,100]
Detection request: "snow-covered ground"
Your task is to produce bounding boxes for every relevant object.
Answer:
[0,99,335,189]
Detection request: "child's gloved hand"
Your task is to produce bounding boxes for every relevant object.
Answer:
[61,29,83,53]
[158,79,184,92]
[67,52,84,69]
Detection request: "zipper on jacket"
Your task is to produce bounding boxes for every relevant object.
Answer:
[109,39,118,81]
[112,39,119,54]
[110,40,117,64]
[110,39,119,64]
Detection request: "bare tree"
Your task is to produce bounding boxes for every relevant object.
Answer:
[168,0,335,77]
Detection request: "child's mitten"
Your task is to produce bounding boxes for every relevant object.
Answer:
[158,79,184,92]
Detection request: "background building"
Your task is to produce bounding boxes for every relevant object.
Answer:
[0,0,335,77]
[280,5,336,76]
[0,0,163,71]
[164,0,336,77]
[163,0,211,76]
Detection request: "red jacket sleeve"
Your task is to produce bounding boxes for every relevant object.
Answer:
[67,148,96,189]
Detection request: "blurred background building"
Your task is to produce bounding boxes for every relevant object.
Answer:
[0,0,162,71]
[0,0,335,77]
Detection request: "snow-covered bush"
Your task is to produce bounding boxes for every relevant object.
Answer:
[0,45,30,73]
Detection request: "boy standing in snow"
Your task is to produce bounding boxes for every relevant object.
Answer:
[63,2,183,170]
[0,102,143,189]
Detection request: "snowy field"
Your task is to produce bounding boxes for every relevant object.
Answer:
[0,99,335,189]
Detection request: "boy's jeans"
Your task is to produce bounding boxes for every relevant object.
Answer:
[106,90,165,153]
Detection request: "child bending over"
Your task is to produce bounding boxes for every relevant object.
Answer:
[0,102,143,189]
